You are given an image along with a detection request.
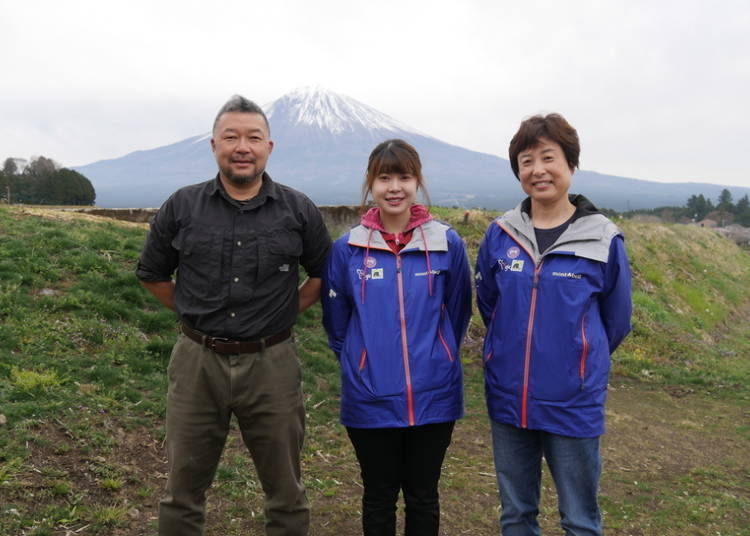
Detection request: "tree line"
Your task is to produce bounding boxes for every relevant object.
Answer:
[624,188,750,227]
[1,156,96,206]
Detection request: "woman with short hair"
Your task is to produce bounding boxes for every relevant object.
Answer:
[476,114,632,536]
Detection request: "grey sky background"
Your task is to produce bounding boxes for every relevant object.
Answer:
[1,0,748,188]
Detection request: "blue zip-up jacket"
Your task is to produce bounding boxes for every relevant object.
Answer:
[476,195,632,438]
[322,214,472,428]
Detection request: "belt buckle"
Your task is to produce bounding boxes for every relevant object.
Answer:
[208,336,231,352]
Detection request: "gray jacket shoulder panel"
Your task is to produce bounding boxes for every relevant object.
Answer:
[348,219,450,252]
[498,204,622,263]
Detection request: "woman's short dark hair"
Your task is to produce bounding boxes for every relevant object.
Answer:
[508,113,579,179]
[360,139,430,209]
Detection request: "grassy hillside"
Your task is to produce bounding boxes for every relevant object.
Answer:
[430,207,750,395]
[1,205,748,535]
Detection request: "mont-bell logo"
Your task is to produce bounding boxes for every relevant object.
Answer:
[552,271,582,279]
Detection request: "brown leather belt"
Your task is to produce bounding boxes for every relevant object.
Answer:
[181,323,291,355]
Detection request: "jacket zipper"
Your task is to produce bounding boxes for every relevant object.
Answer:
[497,222,541,431]
[437,304,455,362]
[521,261,543,429]
[579,315,589,389]
[396,254,416,426]
[358,348,367,371]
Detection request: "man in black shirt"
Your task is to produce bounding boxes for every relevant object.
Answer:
[136,95,331,536]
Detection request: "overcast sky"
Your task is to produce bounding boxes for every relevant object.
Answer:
[1,0,748,188]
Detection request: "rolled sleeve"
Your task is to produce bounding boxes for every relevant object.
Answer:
[135,199,179,282]
[299,199,332,278]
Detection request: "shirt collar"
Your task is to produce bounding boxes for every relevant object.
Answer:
[207,172,279,206]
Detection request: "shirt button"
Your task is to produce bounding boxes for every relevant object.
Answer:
[233,277,239,283]
[229,312,236,318]
[237,241,242,246]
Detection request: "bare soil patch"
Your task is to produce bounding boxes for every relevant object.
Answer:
[9,378,747,535]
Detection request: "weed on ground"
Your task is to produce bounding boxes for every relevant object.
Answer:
[1,205,748,535]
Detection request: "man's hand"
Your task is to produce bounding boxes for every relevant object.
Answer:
[140,280,177,311]
[298,277,322,312]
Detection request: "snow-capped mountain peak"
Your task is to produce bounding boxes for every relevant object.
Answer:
[74,85,725,212]
[266,86,420,135]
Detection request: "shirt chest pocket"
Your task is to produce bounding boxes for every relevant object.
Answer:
[172,227,224,293]
[257,229,303,282]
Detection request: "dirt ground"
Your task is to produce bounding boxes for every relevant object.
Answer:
[13,377,748,536]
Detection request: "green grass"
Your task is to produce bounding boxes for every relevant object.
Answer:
[600,464,750,535]
[603,220,750,393]
[0,204,749,535]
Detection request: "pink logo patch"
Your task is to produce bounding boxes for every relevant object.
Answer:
[365,256,377,268]
[507,246,520,259]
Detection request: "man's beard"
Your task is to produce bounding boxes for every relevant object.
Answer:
[222,166,263,185]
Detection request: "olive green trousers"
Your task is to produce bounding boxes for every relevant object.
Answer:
[158,334,309,535]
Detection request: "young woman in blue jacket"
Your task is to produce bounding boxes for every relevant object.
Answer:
[475,114,632,536]
[322,139,472,536]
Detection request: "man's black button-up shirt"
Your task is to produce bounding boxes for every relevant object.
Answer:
[136,174,332,339]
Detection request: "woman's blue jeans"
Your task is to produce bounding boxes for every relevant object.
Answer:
[490,421,602,536]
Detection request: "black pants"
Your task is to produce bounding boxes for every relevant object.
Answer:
[346,421,455,536]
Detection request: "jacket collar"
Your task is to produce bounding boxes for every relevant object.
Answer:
[348,218,449,252]
[501,194,620,263]
[360,204,433,232]
[519,194,600,220]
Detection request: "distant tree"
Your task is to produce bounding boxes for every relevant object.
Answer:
[3,157,18,176]
[716,188,734,213]
[54,169,96,205]
[736,195,750,227]
[25,156,58,178]
[598,207,621,219]
[686,194,714,221]
[0,168,7,203]
[657,208,678,222]
[706,209,733,227]
[2,155,95,205]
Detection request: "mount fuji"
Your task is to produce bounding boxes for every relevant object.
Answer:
[75,87,750,210]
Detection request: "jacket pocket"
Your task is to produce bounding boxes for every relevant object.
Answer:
[437,304,455,362]
[438,328,455,362]
[358,348,367,372]
[482,305,499,364]
[579,315,589,390]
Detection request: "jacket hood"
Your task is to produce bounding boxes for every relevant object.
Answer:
[501,194,622,263]
[520,194,601,219]
[352,205,440,304]
[360,204,432,232]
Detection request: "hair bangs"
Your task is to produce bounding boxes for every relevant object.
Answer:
[360,139,429,210]
[508,114,579,179]
[369,145,420,178]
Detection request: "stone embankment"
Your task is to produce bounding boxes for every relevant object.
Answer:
[63,207,157,223]
[65,206,362,233]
